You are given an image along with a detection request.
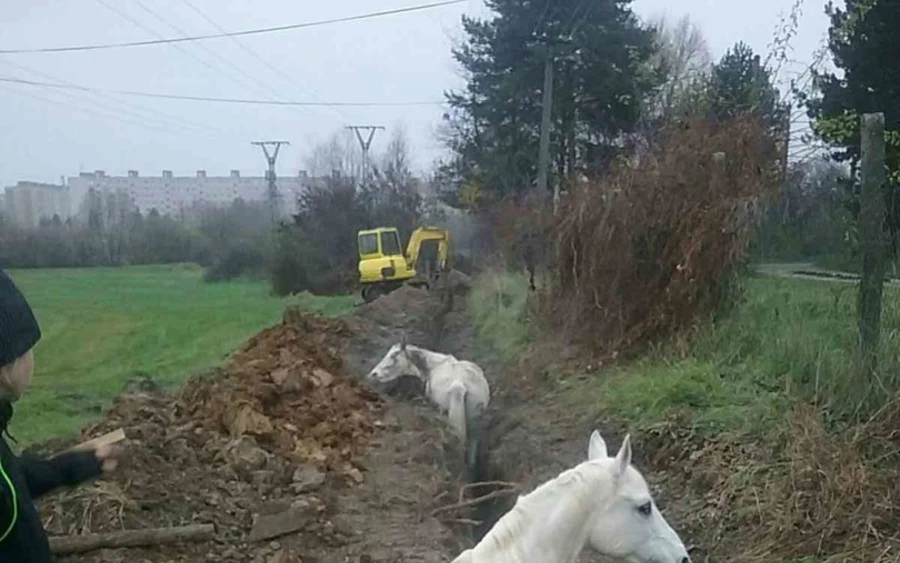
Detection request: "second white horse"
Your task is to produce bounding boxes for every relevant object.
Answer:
[368,335,490,474]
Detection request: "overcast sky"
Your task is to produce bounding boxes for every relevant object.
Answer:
[0,0,830,188]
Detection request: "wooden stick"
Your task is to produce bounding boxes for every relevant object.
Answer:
[62,428,127,455]
[458,481,517,502]
[49,524,216,554]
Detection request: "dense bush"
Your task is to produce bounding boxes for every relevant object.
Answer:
[544,115,780,355]
[268,168,423,296]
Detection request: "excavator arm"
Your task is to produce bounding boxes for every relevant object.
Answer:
[405,227,450,274]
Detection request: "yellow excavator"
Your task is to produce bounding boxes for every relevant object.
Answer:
[357,226,450,303]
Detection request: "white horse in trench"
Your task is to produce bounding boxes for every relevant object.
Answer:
[452,430,691,563]
[367,335,490,475]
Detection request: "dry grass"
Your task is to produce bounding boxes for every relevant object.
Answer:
[644,403,900,562]
[540,115,780,356]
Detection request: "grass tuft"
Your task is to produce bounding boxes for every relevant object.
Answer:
[467,269,531,363]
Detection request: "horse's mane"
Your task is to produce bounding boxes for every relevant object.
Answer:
[405,345,454,375]
[475,460,611,557]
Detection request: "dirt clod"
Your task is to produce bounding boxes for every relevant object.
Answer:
[248,506,313,543]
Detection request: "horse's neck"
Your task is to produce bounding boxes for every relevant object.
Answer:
[406,345,454,376]
[475,462,610,562]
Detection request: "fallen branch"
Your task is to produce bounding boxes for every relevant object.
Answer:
[49,524,215,554]
[457,481,518,503]
[431,488,519,517]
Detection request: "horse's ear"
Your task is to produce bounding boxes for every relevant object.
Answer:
[614,434,632,476]
[588,430,607,460]
[400,331,408,351]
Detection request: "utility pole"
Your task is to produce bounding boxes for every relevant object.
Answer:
[346,125,384,188]
[537,44,555,206]
[532,35,573,211]
[251,140,290,225]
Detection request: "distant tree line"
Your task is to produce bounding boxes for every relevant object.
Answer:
[0,197,272,282]
[0,126,442,295]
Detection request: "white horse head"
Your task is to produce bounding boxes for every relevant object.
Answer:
[455,430,690,563]
[367,333,419,384]
[585,430,690,563]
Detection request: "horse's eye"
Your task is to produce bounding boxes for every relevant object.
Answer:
[637,502,652,517]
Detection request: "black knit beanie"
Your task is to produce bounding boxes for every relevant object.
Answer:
[0,268,41,368]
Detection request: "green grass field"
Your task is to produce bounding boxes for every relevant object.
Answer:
[469,269,900,439]
[7,264,354,444]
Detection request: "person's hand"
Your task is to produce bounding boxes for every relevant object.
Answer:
[94,444,121,473]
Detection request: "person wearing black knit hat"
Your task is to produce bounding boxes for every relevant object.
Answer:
[0,268,120,562]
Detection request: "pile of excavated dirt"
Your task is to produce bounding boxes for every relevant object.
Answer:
[38,309,384,562]
[180,308,381,479]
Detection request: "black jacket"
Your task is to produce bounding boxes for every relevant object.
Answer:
[0,400,103,562]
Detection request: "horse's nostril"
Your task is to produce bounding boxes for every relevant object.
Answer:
[680,558,691,563]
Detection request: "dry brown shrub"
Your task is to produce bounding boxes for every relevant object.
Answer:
[542,115,780,355]
[475,191,554,281]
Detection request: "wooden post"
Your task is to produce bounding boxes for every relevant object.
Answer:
[858,112,887,372]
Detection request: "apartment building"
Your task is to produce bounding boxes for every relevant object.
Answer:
[3,181,71,228]
[66,169,311,220]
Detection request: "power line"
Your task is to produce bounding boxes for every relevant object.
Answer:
[530,0,552,36]
[95,0,280,103]
[0,58,227,137]
[176,0,347,121]
[127,0,291,104]
[0,76,446,106]
[0,81,205,137]
[568,0,595,37]
[0,0,468,55]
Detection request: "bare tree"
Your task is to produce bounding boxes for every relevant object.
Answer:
[645,14,713,123]
[304,130,363,179]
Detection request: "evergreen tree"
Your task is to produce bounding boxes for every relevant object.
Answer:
[708,42,785,127]
[441,0,663,204]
